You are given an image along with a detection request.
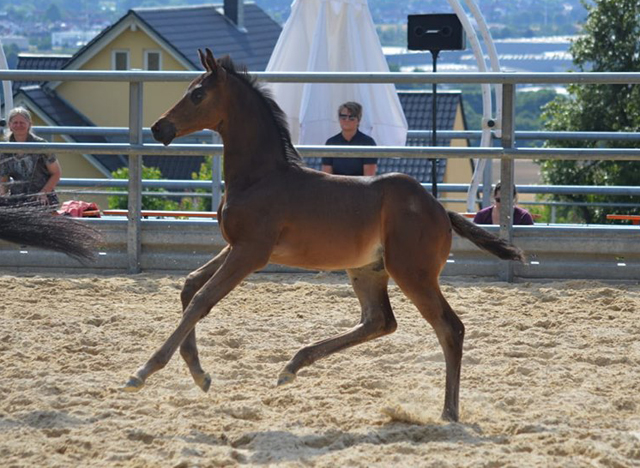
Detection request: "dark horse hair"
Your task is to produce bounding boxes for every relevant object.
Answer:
[214,55,525,265]
[0,205,101,263]
[216,55,304,167]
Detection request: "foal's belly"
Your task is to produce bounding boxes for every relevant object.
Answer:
[269,230,383,271]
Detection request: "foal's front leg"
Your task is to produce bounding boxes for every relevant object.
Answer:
[124,246,267,392]
[179,245,231,392]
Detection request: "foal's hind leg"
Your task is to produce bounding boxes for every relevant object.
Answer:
[278,260,397,385]
[389,271,464,422]
[179,245,230,392]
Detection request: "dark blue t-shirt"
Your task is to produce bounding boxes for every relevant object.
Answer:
[322,130,377,176]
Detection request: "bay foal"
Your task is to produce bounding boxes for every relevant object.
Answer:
[125,49,524,422]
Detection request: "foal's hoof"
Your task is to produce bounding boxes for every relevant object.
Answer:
[194,372,212,393]
[277,370,296,386]
[441,407,459,422]
[123,375,145,392]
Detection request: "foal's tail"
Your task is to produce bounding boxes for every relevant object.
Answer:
[0,206,102,263]
[447,211,525,262]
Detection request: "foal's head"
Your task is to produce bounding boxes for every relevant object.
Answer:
[152,48,229,146]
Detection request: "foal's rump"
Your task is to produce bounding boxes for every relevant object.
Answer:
[375,172,525,266]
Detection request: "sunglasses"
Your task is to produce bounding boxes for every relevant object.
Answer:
[339,113,358,121]
[494,198,501,202]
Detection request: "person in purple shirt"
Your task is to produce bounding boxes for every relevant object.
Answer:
[473,182,534,225]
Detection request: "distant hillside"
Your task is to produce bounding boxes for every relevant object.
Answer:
[0,0,588,52]
[254,0,588,40]
[3,0,588,36]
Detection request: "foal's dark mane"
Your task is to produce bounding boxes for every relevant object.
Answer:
[217,56,304,167]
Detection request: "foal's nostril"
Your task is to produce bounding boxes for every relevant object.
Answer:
[151,121,163,139]
[151,119,177,146]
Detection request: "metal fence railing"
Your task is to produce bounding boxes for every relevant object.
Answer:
[3,69,640,279]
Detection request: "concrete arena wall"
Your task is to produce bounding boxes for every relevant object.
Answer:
[0,220,637,281]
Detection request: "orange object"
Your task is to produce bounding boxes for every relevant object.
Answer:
[606,214,640,225]
[101,210,217,219]
[57,200,101,218]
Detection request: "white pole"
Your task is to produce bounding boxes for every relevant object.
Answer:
[446,0,495,211]
[461,0,504,209]
[0,39,13,122]
[442,0,502,211]
[463,0,502,130]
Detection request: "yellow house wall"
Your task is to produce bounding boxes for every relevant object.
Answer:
[56,29,190,128]
[442,104,472,212]
[29,114,110,209]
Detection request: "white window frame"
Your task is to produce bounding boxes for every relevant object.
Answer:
[144,50,162,71]
[112,49,130,70]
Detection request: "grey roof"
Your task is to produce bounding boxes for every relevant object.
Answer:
[141,155,205,181]
[13,54,71,92]
[305,91,466,184]
[64,3,281,73]
[398,91,464,145]
[134,3,282,71]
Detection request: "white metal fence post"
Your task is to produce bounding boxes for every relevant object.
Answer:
[499,83,516,282]
[127,81,143,273]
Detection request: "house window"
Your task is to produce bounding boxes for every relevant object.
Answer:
[144,50,162,71]
[112,50,129,70]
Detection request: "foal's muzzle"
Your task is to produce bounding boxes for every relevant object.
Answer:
[151,119,177,146]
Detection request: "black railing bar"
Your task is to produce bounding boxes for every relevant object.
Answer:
[32,126,216,139]
[519,201,640,208]
[59,178,215,189]
[58,189,640,209]
[57,178,640,197]
[58,190,211,198]
[5,142,640,160]
[32,126,640,142]
[6,70,640,85]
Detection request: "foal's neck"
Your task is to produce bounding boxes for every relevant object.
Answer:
[218,77,288,189]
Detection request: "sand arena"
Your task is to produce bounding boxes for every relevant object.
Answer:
[0,272,639,467]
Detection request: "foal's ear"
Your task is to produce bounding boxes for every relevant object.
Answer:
[198,48,218,73]
[198,49,207,71]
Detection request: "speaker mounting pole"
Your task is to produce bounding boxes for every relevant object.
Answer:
[407,13,466,199]
[430,49,439,197]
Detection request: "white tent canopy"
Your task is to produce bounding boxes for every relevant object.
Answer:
[266,0,408,146]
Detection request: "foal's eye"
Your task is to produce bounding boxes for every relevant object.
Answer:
[191,88,205,104]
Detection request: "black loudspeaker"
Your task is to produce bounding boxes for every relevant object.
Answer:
[407,14,465,51]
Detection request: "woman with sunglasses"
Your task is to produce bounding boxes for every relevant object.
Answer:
[321,101,377,176]
[473,182,534,225]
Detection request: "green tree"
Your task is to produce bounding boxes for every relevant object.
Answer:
[3,43,20,69]
[460,85,557,143]
[539,0,640,223]
[44,3,63,22]
[108,165,179,211]
[186,156,218,212]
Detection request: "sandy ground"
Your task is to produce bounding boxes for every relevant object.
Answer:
[0,272,639,467]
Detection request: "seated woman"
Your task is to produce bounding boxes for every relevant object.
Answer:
[0,107,61,209]
[321,101,377,176]
[473,182,534,225]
